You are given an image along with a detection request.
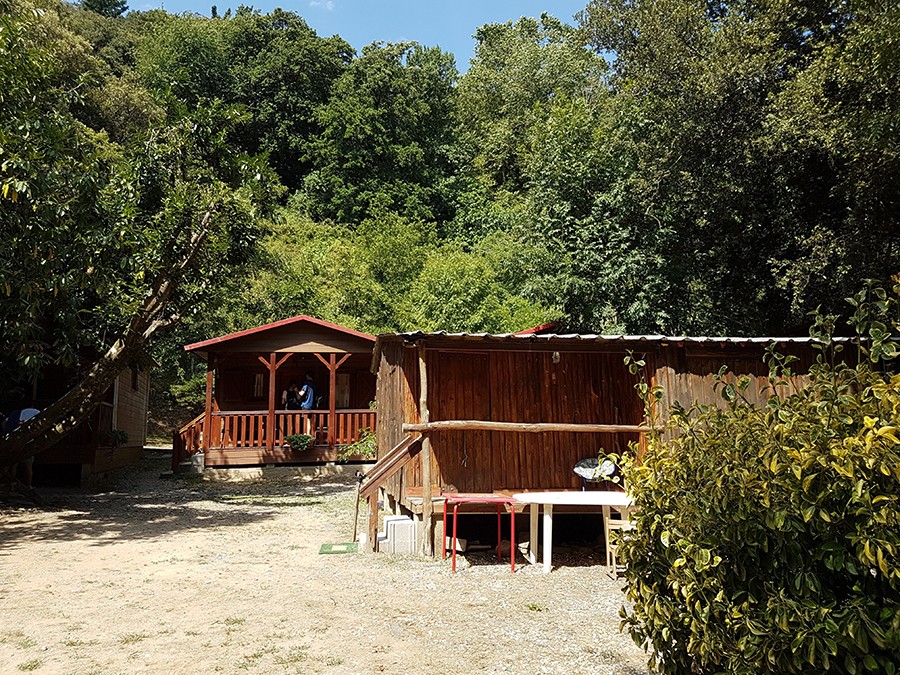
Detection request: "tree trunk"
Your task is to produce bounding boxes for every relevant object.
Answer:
[0,210,213,467]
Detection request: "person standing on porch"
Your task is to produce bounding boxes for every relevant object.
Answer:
[299,372,316,437]
[299,372,316,410]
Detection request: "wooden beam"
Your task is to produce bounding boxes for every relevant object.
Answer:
[267,352,276,452]
[335,353,351,369]
[328,353,337,448]
[203,356,215,452]
[418,341,434,557]
[275,353,293,370]
[314,352,330,369]
[257,354,269,368]
[367,495,378,553]
[403,420,656,434]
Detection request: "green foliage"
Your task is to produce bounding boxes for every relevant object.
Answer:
[222,8,352,189]
[456,14,607,194]
[300,42,457,223]
[620,283,900,673]
[401,248,550,333]
[0,0,280,401]
[80,0,126,19]
[569,0,900,333]
[136,14,231,103]
[337,428,377,461]
[284,434,313,451]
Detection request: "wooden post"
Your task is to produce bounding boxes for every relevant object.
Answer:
[367,493,378,553]
[267,352,276,452]
[329,353,337,448]
[418,341,434,557]
[202,355,215,452]
[314,352,350,448]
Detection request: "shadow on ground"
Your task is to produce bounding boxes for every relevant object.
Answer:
[0,452,356,552]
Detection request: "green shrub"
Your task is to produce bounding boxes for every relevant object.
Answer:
[620,283,900,674]
[284,434,314,451]
[337,429,376,461]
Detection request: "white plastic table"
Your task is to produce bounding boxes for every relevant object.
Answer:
[512,491,634,573]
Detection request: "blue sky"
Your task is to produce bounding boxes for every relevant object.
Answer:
[137,1,590,71]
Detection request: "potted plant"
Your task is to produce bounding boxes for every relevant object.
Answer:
[283,434,314,451]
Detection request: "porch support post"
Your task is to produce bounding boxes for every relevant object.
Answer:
[417,341,434,557]
[328,353,337,448]
[315,352,350,448]
[202,355,215,453]
[267,352,277,452]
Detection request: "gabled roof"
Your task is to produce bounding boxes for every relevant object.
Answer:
[184,315,375,353]
[514,322,559,335]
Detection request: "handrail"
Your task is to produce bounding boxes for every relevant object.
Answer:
[178,410,206,435]
[359,434,422,500]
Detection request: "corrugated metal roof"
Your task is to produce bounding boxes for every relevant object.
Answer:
[370,331,855,372]
[383,331,851,344]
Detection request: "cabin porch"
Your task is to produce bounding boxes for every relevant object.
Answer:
[174,408,377,467]
[173,315,378,469]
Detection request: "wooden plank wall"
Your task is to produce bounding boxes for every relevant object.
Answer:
[375,341,420,502]
[115,369,150,448]
[374,339,831,505]
[404,349,643,493]
[653,343,818,413]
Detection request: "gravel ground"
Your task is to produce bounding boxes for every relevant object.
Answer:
[0,452,651,674]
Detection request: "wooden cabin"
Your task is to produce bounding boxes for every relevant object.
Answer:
[24,365,150,485]
[174,315,377,469]
[361,332,833,553]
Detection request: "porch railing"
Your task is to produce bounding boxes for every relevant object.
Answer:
[211,409,376,450]
[172,410,205,471]
[173,409,376,469]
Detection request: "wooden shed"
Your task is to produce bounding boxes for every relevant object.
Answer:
[174,315,377,468]
[361,332,832,553]
[28,365,150,485]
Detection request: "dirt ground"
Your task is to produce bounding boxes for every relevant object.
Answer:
[0,452,650,674]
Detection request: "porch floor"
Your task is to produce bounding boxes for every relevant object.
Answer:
[203,444,371,467]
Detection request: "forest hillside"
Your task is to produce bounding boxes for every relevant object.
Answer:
[1,0,897,424]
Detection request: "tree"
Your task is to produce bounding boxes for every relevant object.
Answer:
[81,0,127,19]
[222,8,352,189]
[0,2,280,467]
[136,13,231,104]
[570,0,900,334]
[456,14,607,194]
[300,42,457,224]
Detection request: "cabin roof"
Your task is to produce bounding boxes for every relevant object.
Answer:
[388,331,842,343]
[185,315,375,359]
[372,331,850,366]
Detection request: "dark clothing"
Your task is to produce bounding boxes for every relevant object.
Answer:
[285,389,303,410]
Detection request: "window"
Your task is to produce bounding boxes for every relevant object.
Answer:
[253,373,265,399]
[131,366,140,391]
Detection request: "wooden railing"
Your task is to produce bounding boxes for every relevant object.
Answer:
[276,410,330,446]
[173,409,376,469]
[333,410,377,445]
[171,410,206,471]
[209,409,376,450]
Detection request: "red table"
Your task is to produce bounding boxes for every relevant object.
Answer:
[441,493,517,573]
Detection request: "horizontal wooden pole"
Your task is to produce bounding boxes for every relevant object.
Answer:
[402,420,656,434]
[213,409,373,416]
